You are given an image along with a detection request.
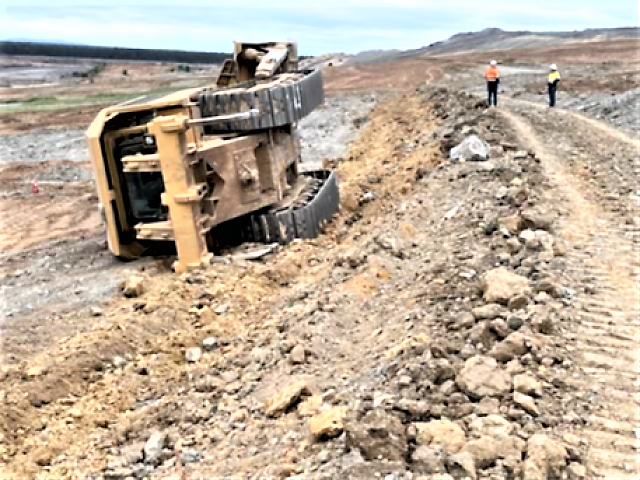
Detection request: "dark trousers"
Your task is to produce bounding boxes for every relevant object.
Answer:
[548,84,557,107]
[487,81,498,106]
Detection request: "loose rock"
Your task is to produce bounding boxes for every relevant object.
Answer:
[415,419,466,454]
[290,345,306,364]
[490,332,528,362]
[447,451,477,480]
[143,431,166,464]
[185,347,202,363]
[514,374,543,397]
[475,397,500,416]
[123,275,145,298]
[472,304,505,320]
[499,215,523,234]
[104,467,134,479]
[521,208,555,231]
[26,364,48,378]
[411,446,447,474]
[514,392,539,416]
[431,474,454,480]
[345,410,407,461]
[482,267,531,304]
[180,449,200,464]
[456,355,512,399]
[308,407,347,440]
[265,381,312,417]
[566,462,587,479]
[470,415,515,439]
[463,436,499,468]
[523,434,568,480]
[450,135,490,162]
[120,442,144,466]
[202,337,219,351]
[508,295,529,311]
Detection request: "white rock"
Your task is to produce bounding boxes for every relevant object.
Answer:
[144,431,166,464]
[202,337,219,351]
[450,135,490,162]
[185,347,202,363]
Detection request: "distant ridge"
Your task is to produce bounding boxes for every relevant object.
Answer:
[421,26,640,55]
[0,40,231,64]
[346,26,640,64]
[6,38,76,44]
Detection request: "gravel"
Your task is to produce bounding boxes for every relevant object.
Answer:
[0,128,88,165]
[299,93,380,169]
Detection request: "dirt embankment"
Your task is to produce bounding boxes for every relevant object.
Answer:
[3,86,624,480]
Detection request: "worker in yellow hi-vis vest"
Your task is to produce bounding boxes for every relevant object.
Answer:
[547,64,561,107]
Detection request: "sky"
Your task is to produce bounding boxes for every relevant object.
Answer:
[0,0,637,55]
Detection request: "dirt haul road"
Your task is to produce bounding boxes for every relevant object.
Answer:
[1,85,638,479]
[497,100,640,479]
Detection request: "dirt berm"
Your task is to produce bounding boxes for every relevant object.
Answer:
[0,87,609,479]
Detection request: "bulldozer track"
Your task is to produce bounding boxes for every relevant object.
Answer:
[211,169,339,248]
[499,107,640,479]
[198,69,325,132]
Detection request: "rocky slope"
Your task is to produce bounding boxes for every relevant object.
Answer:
[420,27,639,56]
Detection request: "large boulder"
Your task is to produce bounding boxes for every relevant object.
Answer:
[456,356,512,399]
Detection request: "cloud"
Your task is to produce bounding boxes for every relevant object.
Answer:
[1,1,637,54]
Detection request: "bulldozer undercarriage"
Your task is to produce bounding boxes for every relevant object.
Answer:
[212,169,339,248]
[86,41,340,273]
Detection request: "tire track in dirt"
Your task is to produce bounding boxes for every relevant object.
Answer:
[498,107,640,479]
[506,96,640,148]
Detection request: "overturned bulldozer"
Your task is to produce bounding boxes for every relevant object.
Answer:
[86,41,339,273]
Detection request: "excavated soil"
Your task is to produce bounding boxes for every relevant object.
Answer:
[2,85,638,480]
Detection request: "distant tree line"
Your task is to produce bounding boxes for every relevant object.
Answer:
[0,41,231,64]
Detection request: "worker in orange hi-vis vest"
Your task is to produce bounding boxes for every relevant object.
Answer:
[484,60,500,107]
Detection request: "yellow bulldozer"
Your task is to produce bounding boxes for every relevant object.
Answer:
[86,41,339,273]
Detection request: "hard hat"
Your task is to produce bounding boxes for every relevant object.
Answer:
[550,63,557,70]
[490,60,497,66]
